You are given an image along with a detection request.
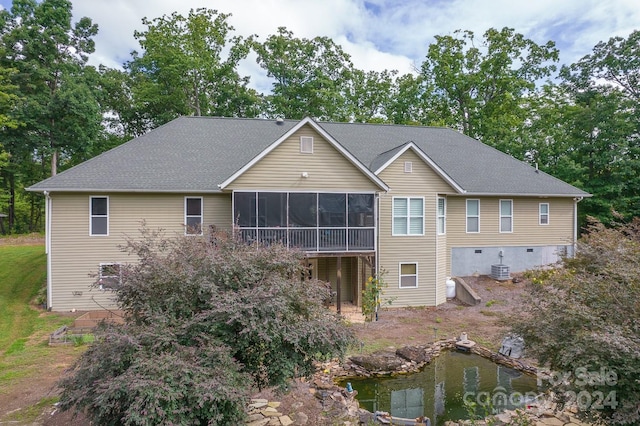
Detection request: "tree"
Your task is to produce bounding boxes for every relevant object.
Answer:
[556,30,640,225]
[511,218,640,425]
[59,228,355,422]
[255,27,354,120]
[126,8,260,129]
[0,0,101,232]
[420,27,559,152]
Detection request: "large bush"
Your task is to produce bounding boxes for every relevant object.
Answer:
[511,217,640,425]
[59,228,355,424]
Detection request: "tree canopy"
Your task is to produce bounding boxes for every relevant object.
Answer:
[0,3,639,231]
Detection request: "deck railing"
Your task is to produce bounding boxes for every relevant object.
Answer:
[237,227,375,252]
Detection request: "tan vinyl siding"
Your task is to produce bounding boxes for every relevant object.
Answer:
[446,196,575,247]
[377,150,457,307]
[229,125,379,192]
[435,234,448,305]
[49,192,231,311]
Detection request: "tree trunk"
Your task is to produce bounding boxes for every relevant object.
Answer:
[51,149,58,176]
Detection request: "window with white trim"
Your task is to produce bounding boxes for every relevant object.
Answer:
[300,136,313,153]
[99,263,121,290]
[500,199,513,233]
[466,199,480,233]
[185,197,203,235]
[399,263,418,288]
[539,203,549,225]
[393,197,424,235]
[90,196,108,236]
[437,197,446,235]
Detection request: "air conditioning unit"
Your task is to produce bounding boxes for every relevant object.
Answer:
[491,264,510,281]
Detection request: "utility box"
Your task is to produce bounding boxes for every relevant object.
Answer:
[491,264,510,281]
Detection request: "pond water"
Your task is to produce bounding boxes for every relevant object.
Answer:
[337,351,539,425]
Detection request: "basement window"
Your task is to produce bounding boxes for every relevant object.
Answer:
[99,263,121,290]
[399,263,418,288]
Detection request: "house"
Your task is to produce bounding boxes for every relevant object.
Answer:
[28,116,590,312]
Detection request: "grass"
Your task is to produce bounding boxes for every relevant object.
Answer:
[0,245,47,351]
[0,244,78,418]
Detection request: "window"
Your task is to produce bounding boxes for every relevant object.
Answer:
[500,199,513,233]
[90,196,108,236]
[437,197,446,235]
[185,197,203,235]
[539,203,549,225]
[466,199,480,233]
[300,136,313,153]
[399,263,418,288]
[393,197,424,235]
[99,263,121,290]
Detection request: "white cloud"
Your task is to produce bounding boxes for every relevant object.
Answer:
[65,0,639,90]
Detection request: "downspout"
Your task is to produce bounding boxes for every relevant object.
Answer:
[375,192,381,320]
[573,197,583,256]
[44,191,52,310]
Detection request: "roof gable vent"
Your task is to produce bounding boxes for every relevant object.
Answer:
[300,136,313,154]
[404,161,413,173]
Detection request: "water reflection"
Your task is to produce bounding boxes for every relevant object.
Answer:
[338,351,539,425]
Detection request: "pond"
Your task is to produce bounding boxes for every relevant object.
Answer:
[337,351,540,425]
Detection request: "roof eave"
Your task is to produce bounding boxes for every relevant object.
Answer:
[26,187,225,194]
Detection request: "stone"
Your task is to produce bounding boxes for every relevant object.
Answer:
[498,334,525,358]
[294,411,309,425]
[279,415,294,426]
[249,401,269,409]
[246,419,270,426]
[261,408,282,417]
[536,418,565,426]
[291,401,304,410]
[396,345,431,363]
[267,401,281,408]
[268,419,281,426]
[349,351,404,372]
[246,413,265,422]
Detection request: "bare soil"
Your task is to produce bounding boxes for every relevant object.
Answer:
[0,275,529,425]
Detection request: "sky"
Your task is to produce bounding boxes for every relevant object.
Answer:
[1,0,638,93]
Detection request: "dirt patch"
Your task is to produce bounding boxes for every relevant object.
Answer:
[2,275,529,425]
[351,275,528,353]
[0,234,45,246]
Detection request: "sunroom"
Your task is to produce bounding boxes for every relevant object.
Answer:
[232,191,376,253]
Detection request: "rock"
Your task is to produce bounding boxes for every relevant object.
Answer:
[293,411,309,425]
[246,413,265,422]
[246,419,270,426]
[291,401,304,410]
[396,345,431,363]
[498,334,525,358]
[267,401,281,408]
[349,351,404,372]
[536,417,565,426]
[279,415,294,425]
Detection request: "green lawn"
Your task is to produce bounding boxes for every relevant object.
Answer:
[0,245,48,351]
[0,244,76,393]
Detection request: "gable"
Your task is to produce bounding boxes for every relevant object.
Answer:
[377,147,459,194]
[226,124,383,192]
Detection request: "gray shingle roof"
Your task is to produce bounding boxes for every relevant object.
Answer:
[28,116,590,197]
